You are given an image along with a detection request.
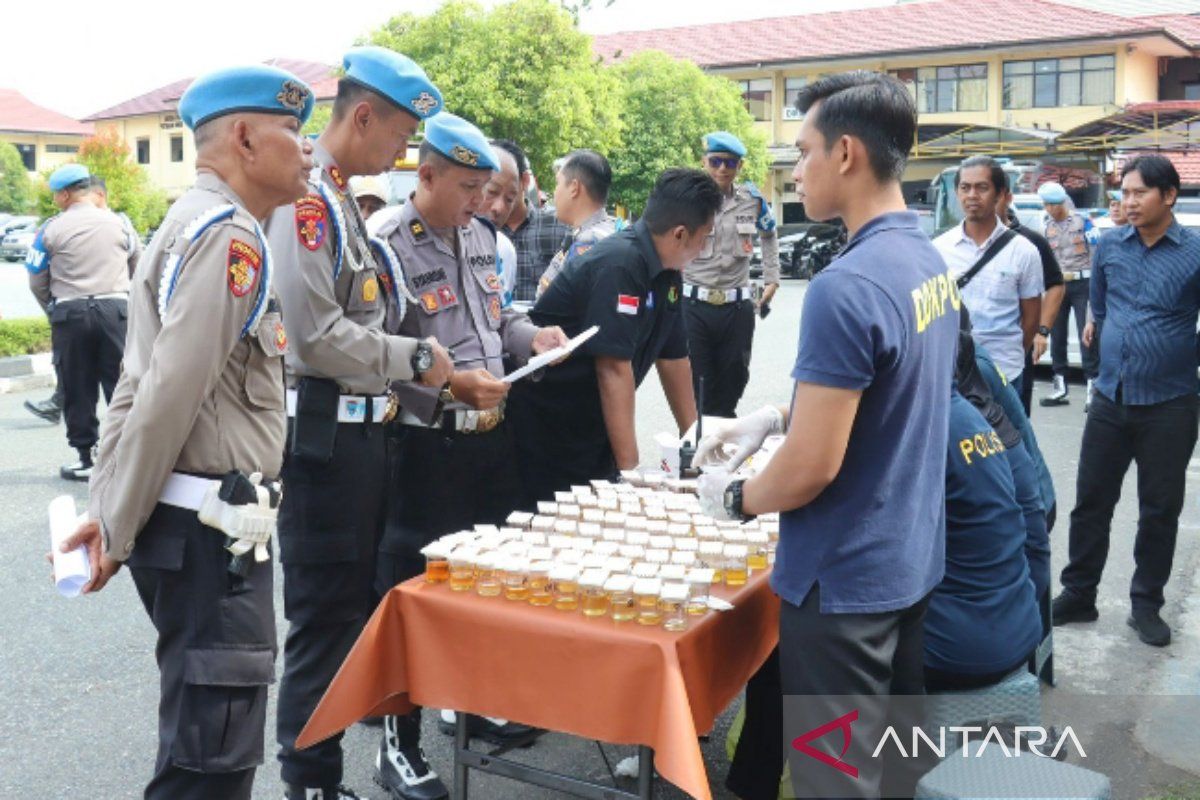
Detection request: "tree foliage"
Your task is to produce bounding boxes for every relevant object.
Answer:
[608,51,767,215]
[35,130,168,234]
[363,0,622,183]
[0,142,36,214]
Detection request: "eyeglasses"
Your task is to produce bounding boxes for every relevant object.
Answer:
[707,155,741,170]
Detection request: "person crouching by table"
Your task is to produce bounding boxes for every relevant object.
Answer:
[373,112,569,753]
[925,388,1042,690]
[507,168,713,506]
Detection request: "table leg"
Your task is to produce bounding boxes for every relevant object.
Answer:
[636,745,654,799]
[453,713,471,800]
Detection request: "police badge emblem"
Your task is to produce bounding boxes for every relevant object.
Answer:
[276,80,310,112]
[295,195,327,251]
[450,145,480,167]
[410,91,439,116]
[227,239,261,298]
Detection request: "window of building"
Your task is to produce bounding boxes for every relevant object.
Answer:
[136,138,150,165]
[738,78,773,121]
[1003,55,1115,109]
[890,65,987,113]
[45,143,78,154]
[170,135,184,163]
[1185,83,1200,101]
[782,77,807,120]
[15,143,35,171]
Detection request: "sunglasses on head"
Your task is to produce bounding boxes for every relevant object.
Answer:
[707,155,741,170]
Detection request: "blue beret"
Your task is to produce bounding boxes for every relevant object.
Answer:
[179,65,314,130]
[48,164,90,191]
[424,113,498,172]
[704,131,747,158]
[343,46,442,120]
[1037,181,1068,204]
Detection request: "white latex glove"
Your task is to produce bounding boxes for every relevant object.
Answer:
[697,468,736,522]
[693,405,785,473]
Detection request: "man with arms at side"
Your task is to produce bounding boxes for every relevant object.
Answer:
[1037,181,1099,410]
[57,65,316,799]
[934,156,1042,398]
[507,168,713,505]
[996,182,1064,416]
[1052,155,1200,648]
[697,72,959,798]
[683,131,780,418]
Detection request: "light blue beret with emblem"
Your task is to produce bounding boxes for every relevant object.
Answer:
[424,113,499,172]
[343,46,442,120]
[704,131,747,158]
[1037,181,1068,204]
[179,65,314,130]
[48,164,90,191]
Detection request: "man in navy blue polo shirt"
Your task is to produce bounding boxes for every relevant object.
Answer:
[697,71,958,797]
[1053,155,1200,648]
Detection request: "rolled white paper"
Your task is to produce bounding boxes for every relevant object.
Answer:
[49,495,90,597]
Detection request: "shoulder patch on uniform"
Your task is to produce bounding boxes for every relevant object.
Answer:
[295,194,328,251]
[227,239,262,298]
[488,295,502,322]
[617,294,640,315]
[410,220,428,241]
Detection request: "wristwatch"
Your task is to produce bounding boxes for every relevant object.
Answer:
[411,340,434,377]
[1037,325,1052,337]
[723,479,755,523]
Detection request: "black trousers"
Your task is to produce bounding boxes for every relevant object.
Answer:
[128,503,276,800]
[508,379,614,509]
[684,298,755,418]
[1020,349,1034,419]
[726,648,784,800]
[1060,391,1198,612]
[1050,279,1098,379]
[276,422,388,788]
[377,420,523,588]
[50,297,126,452]
[779,587,933,799]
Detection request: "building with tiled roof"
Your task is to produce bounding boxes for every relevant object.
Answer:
[0,89,93,176]
[84,59,337,198]
[595,0,1200,216]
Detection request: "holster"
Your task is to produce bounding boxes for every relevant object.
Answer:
[290,376,341,463]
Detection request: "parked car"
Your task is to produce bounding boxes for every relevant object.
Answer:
[0,225,37,261]
[1,215,37,235]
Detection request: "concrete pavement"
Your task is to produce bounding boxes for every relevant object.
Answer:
[2,280,1198,798]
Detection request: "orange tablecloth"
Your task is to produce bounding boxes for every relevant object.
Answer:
[297,570,780,800]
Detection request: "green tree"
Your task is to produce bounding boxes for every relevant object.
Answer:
[35,130,168,233]
[0,142,35,214]
[364,0,622,183]
[608,51,768,216]
[302,103,333,137]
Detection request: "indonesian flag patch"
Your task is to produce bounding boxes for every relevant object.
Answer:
[227,239,261,298]
[616,294,640,315]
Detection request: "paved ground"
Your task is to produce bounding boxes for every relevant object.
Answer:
[2,280,1199,798]
[0,258,43,319]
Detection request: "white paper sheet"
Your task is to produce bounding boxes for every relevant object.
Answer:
[502,325,600,384]
[48,495,90,597]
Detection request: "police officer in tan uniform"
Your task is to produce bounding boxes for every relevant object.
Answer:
[684,131,780,417]
[57,64,316,800]
[535,148,621,298]
[267,47,454,800]
[26,163,141,480]
[372,111,568,755]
